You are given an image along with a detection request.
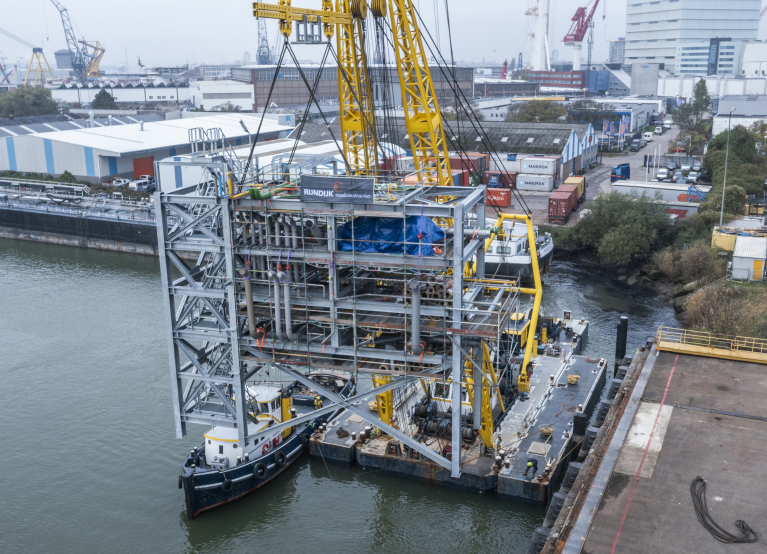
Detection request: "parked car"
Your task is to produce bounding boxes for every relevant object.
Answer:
[629,139,641,152]
[681,163,692,172]
[662,178,674,183]
[654,126,665,135]
[111,178,130,188]
[639,139,647,148]
[687,171,699,183]
[643,132,654,142]
[137,183,156,193]
[663,119,673,129]
[129,178,151,191]
[692,162,702,172]
[650,178,660,182]
[667,161,678,170]
[656,168,670,180]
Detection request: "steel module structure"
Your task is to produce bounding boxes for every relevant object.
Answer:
[154,150,538,477]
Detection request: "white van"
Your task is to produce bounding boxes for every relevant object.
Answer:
[643,132,654,142]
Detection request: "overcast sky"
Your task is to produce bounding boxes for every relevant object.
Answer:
[0,0,762,72]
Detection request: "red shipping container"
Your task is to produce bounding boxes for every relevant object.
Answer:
[449,154,485,176]
[452,168,469,186]
[487,188,512,208]
[557,184,580,206]
[548,187,578,223]
[465,151,490,173]
[483,170,517,188]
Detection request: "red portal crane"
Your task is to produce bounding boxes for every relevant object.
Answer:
[500,60,507,80]
[562,0,601,71]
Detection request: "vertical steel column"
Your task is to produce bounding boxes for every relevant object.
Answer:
[327,216,340,348]
[221,199,249,448]
[476,193,486,278]
[155,192,186,438]
[451,202,464,478]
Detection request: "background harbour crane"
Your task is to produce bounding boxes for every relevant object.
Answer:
[0,27,54,86]
[49,0,104,82]
[562,0,601,71]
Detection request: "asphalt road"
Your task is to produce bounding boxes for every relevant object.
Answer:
[499,126,679,226]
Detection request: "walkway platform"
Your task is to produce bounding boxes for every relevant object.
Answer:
[566,350,767,554]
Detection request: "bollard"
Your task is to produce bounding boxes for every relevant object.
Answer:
[615,316,629,369]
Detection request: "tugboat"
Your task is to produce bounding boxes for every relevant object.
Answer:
[179,372,355,519]
[483,219,554,280]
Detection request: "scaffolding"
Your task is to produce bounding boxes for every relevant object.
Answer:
[155,152,538,477]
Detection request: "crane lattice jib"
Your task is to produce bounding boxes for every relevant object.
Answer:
[81,41,105,78]
[336,0,379,176]
[387,0,452,187]
[253,0,378,176]
[563,0,600,44]
[50,0,87,81]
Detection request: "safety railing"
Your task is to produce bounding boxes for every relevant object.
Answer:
[655,326,767,364]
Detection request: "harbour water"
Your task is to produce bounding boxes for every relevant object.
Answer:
[0,239,679,553]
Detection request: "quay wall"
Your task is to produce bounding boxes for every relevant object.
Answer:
[0,206,159,255]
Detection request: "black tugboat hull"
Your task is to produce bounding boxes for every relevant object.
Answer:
[181,426,308,519]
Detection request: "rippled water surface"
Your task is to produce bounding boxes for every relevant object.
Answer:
[0,240,678,553]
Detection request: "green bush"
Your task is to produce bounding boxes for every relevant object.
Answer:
[573,192,671,265]
[0,87,59,117]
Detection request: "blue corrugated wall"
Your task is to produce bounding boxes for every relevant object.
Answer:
[84,147,95,177]
[6,137,16,171]
[43,139,55,174]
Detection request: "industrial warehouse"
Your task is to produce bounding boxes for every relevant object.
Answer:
[2,1,767,554]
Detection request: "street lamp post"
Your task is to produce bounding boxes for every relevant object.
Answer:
[720,107,735,227]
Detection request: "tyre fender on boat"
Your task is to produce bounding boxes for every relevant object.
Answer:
[178,475,183,489]
[253,462,268,479]
[221,478,233,492]
[300,433,310,445]
[274,451,287,468]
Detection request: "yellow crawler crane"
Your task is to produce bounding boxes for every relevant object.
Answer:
[386,0,452,187]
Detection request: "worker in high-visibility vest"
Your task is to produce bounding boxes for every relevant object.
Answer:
[314,396,323,410]
[524,459,539,478]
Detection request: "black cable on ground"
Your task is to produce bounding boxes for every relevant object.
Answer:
[690,476,758,544]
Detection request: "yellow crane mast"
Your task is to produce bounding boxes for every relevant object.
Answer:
[386,0,452,187]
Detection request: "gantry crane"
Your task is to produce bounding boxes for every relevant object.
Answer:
[252,0,452,186]
[562,0,601,71]
[0,27,54,86]
[50,0,104,82]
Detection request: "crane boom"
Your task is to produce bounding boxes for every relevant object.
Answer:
[0,27,38,50]
[563,0,600,44]
[387,0,452,187]
[50,0,88,82]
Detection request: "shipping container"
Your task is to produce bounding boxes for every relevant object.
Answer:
[483,170,517,188]
[464,151,490,173]
[452,168,469,186]
[548,187,578,223]
[486,188,512,208]
[449,154,487,178]
[521,156,558,175]
[558,184,580,209]
[517,174,554,192]
[612,181,712,203]
[563,175,586,202]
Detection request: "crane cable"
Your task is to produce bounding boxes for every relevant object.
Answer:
[396,8,533,215]
[690,477,758,544]
[385,11,533,216]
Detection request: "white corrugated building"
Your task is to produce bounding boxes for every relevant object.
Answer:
[732,236,767,281]
[52,83,192,105]
[0,113,292,183]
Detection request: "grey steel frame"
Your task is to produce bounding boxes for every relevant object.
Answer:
[155,161,488,477]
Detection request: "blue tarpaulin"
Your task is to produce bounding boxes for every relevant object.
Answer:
[337,216,445,256]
